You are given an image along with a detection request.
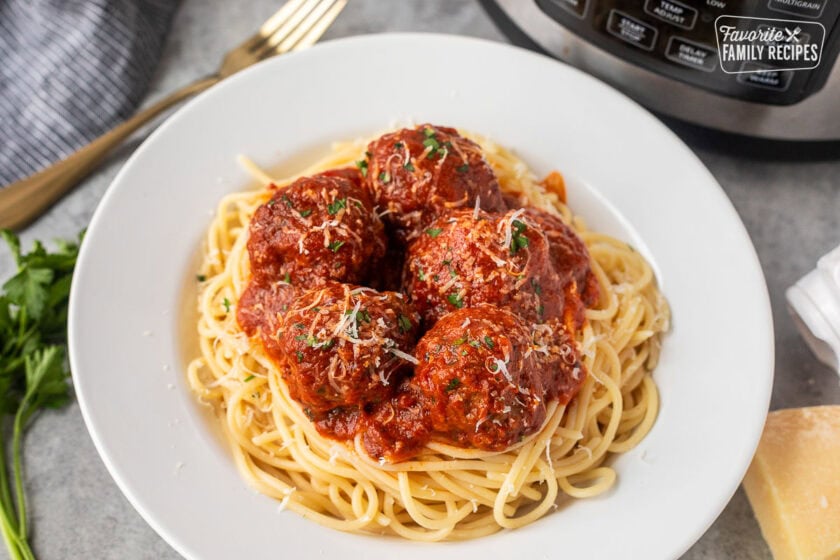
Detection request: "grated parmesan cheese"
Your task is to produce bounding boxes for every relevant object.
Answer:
[387,347,419,365]
[498,208,526,250]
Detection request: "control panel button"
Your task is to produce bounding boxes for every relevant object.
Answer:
[644,0,698,30]
[606,10,658,51]
[666,37,718,72]
[736,63,793,90]
[767,0,826,19]
[545,0,588,18]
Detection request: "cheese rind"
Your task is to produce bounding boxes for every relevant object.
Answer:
[743,406,840,560]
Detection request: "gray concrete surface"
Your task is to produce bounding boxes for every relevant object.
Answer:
[1,0,839,558]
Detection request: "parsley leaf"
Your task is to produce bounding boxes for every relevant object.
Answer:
[3,267,53,321]
[328,241,345,253]
[445,378,461,392]
[327,198,347,215]
[447,293,464,309]
[509,219,530,255]
[355,159,369,177]
[425,228,442,238]
[398,314,412,333]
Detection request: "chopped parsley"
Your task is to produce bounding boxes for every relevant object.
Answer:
[425,227,442,238]
[281,194,293,208]
[531,278,542,295]
[294,322,306,330]
[483,336,495,349]
[222,297,231,312]
[355,159,369,177]
[243,375,255,382]
[456,163,470,173]
[422,128,447,159]
[403,161,415,172]
[196,274,206,282]
[469,340,481,348]
[327,198,347,215]
[537,304,545,317]
[378,171,391,184]
[266,199,277,207]
[394,142,404,149]
[445,378,461,392]
[296,351,304,363]
[509,219,530,255]
[328,240,345,252]
[417,267,426,281]
[295,334,334,349]
[453,336,467,346]
[398,314,412,333]
[283,272,292,284]
[345,308,371,323]
[299,209,312,218]
[447,293,464,309]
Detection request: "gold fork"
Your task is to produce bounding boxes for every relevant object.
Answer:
[0,0,347,231]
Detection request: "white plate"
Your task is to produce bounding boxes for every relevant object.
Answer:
[69,34,773,560]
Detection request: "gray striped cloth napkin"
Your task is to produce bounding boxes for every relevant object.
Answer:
[0,0,179,186]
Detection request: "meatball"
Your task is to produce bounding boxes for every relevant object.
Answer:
[523,207,599,307]
[247,170,386,286]
[404,208,562,326]
[361,383,432,463]
[364,124,506,242]
[530,319,586,404]
[412,306,546,450]
[278,283,421,414]
[236,279,297,358]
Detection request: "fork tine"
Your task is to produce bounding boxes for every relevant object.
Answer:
[291,0,347,51]
[254,0,343,59]
[236,0,309,52]
[253,0,324,54]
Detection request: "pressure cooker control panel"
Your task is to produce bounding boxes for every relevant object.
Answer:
[535,0,840,105]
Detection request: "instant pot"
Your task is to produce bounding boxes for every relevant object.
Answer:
[482,0,840,140]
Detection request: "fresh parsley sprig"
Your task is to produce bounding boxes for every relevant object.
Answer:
[0,229,82,560]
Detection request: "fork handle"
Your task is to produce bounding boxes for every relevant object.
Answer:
[0,75,221,231]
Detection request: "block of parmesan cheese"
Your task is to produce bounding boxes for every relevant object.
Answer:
[743,406,840,560]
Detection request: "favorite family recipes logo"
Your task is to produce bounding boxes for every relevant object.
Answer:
[714,15,825,74]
